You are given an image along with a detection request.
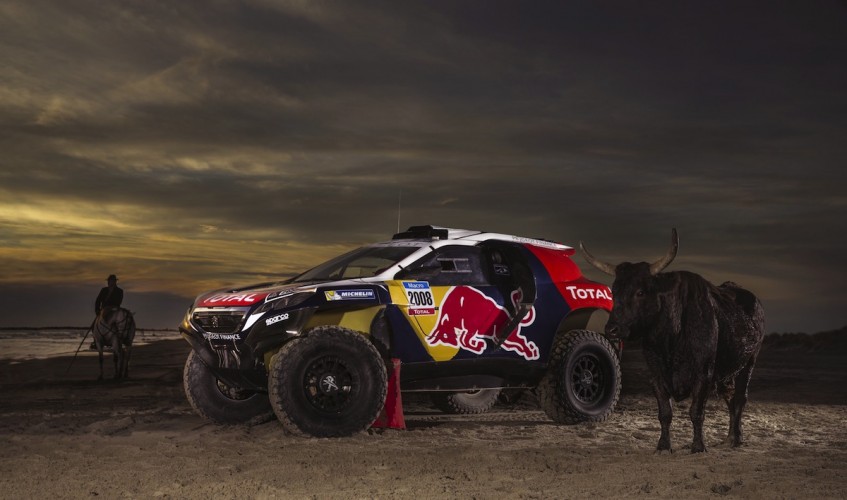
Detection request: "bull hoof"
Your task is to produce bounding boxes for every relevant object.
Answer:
[690,443,707,453]
[654,448,673,455]
[722,429,744,448]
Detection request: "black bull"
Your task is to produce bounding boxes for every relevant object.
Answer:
[581,229,764,453]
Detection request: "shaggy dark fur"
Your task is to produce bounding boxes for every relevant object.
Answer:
[606,262,765,453]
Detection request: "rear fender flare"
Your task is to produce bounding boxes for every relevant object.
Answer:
[556,308,610,337]
[556,308,621,357]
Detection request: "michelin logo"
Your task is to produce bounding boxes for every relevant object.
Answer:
[324,289,376,301]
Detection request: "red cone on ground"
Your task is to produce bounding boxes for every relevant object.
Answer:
[371,358,405,430]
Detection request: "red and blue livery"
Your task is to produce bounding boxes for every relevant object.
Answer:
[181,225,622,437]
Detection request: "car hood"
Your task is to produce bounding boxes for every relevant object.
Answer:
[194,282,310,308]
[193,278,381,308]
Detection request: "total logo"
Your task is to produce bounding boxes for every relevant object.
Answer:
[565,285,612,301]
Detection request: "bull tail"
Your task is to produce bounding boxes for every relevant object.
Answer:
[719,282,761,319]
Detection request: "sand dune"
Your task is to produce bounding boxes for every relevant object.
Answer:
[0,330,845,498]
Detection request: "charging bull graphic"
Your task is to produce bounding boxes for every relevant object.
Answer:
[426,287,539,360]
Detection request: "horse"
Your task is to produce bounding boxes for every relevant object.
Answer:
[92,307,137,380]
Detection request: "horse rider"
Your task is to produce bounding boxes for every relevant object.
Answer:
[91,274,124,349]
[96,274,124,320]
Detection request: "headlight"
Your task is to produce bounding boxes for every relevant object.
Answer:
[183,306,193,326]
[255,290,314,313]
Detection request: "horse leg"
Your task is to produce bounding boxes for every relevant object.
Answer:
[112,337,122,379]
[122,344,132,379]
[97,343,104,381]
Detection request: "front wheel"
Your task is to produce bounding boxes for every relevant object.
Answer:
[183,350,275,425]
[268,326,387,437]
[537,330,621,424]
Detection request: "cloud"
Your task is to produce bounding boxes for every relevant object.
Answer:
[0,0,845,331]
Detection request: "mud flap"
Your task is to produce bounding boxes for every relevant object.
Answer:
[370,358,406,430]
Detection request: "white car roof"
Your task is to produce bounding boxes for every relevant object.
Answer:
[386,225,571,251]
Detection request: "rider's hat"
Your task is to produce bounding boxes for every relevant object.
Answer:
[107,274,118,281]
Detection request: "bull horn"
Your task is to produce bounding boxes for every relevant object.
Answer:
[649,228,679,275]
[579,241,616,276]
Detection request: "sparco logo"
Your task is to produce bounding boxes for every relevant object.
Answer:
[265,313,290,326]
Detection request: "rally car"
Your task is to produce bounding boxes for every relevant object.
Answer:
[181,225,621,437]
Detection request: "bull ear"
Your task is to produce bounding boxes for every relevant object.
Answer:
[649,228,679,275]
[579,241,616,276]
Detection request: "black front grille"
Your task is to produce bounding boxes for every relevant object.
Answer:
[193,311,245,334]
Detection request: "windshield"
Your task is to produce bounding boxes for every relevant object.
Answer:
[291,245,420,282]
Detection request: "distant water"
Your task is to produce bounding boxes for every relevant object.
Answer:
[0,328,180,339]
[0,329,181,361]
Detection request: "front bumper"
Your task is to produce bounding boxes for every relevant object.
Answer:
[180,306,318,391]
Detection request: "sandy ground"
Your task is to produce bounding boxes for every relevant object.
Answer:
[1,329,845,499]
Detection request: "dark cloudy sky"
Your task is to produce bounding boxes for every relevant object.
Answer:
[1,1,845,331]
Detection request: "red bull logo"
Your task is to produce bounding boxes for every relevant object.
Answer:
[425,287,539,360]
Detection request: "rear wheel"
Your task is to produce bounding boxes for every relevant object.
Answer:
[268,326,387,437]
[430,389,501,414]
[538,330,621,424]
[183,350,274,425]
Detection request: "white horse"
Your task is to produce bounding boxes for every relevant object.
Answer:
[92,308,136,380]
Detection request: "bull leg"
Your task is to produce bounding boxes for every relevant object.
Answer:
[689,380,711,453]
[652,384,674,453]
[728,357,756,447]
[717,379,734,446]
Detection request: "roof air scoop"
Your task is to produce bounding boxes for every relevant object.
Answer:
[392,225,450,241]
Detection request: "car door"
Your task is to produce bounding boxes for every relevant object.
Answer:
[386,244,530,362]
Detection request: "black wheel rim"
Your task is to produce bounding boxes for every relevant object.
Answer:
[303,355,355,413]
[570,353,605,404]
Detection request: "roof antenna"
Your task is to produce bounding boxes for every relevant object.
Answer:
[396,189,402,233]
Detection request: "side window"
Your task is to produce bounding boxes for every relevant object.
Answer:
[480,242,537,306]
[397,246,488,286]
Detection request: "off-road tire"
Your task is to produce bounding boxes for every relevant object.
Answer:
[268,326,387,437]
[183,350,275,425]
[430,389,501,414]
[537,329,621,424]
